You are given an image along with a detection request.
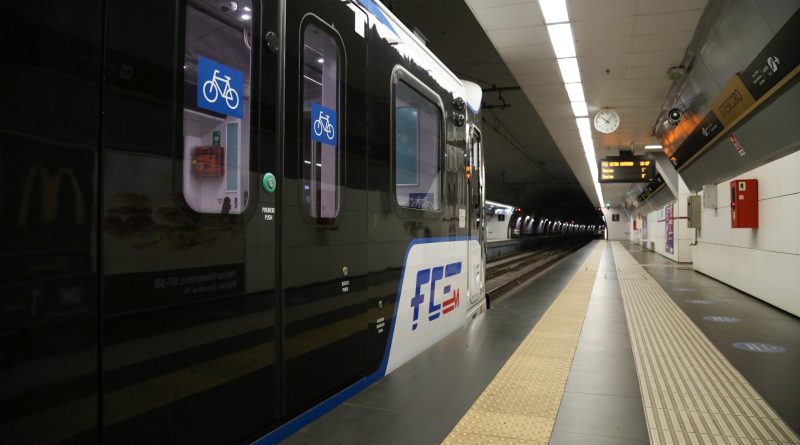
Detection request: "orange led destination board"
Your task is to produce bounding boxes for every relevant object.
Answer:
[598,156,655,183]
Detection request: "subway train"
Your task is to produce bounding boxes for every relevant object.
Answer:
[0,0,488,443]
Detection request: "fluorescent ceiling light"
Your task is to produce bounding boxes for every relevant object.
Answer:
[571,101,588,117]
[557,58,581,83]
[564,83,585,102]
[644,144,663,150]
[576,117,591,135]
[486,200,515,209]
[546,23,575,58]
[538,0,569,23]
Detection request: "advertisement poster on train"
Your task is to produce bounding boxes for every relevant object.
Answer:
[665,204,674,254]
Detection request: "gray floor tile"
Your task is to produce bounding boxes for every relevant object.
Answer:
[549,430,648,445]
[283,403,450,445]
[553,391,648,440]
[564,363,642,398]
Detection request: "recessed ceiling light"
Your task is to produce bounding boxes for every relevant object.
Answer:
[557,58,581,83]
[538,0,569,24]
[546,23,575,58]
[241,13,251,20]
[317,58,324,63]
[571,101,588,117]
[243,6,251,11]
[564,83,585,102]
[576,117,592,135]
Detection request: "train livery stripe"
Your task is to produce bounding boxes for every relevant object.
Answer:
[252,236,479,445]
[354,0,399,38]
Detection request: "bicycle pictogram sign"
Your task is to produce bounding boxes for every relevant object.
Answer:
[310,102,337,146]
[197,56,244,118]
[203,69,239,110]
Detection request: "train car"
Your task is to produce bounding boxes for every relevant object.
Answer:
[0,0,486,443]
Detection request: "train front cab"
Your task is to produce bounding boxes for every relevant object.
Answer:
[0,0,486,443]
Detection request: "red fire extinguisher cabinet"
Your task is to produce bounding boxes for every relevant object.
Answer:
[730,179,758,228]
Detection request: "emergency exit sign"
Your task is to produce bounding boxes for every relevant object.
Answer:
[598,156,655,183]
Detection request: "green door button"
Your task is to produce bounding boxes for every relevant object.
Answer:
[262,172,277,193]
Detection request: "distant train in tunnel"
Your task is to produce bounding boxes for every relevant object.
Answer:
[484,201,603,240]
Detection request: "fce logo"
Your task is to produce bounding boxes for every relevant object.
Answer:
[197,55,244,118]
[410,262,462,330]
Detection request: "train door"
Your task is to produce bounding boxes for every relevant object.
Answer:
[281,0,371,415]
[99,0,282,442]
[468,128,486,302]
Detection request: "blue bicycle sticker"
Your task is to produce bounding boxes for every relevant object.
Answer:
[310,102,337,146]
[197,55,244,118]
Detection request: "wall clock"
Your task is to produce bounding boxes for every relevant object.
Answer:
[594,109,620,134]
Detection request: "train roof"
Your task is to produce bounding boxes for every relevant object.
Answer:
[353,0,482,113]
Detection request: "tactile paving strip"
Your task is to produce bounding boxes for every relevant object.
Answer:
[442,242,605,445]
[611,242,800,444]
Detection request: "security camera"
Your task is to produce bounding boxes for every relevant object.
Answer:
[218,1,238,13]
[667,108,682,125]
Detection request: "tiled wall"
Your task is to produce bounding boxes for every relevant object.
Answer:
[694,150,800,316]
[602,207,630,241]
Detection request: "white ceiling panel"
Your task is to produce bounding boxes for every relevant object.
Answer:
[527,90,571,104]
[627,49,686,67]
[522,83,571,96]
[488,26,548,48]
[580,67,635,84]
[505,61,560,75]
[633,10,703,35]
[579,53,630,70]
[631,31,694,52]
[513,70,564,86]
[572,16,636,40]
[636,0,705,15]
[625,65,671,79]
[568,0,638,21]
[501,44,557,62]
[535,103,576,117]
[575,36,634,57]
[612,99,664,109]
[474,3,544,30]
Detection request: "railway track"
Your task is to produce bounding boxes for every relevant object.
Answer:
[485,239,590,302]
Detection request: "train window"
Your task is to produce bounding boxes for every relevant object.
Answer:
[394,81,441,210]
[302,23,341,221]
[181,0,252,214]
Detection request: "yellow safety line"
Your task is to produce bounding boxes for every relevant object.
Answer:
[442,241,604,444]
[612,242,800,444]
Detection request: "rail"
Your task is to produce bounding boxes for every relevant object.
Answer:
[484,235,595,303]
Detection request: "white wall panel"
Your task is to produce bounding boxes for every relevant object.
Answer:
[602,207,630,241]
[694,151,800,316]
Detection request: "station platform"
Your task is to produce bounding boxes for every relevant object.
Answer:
[282,241,800,444]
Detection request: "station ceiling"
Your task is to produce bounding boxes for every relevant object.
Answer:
[387,0,710,223]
